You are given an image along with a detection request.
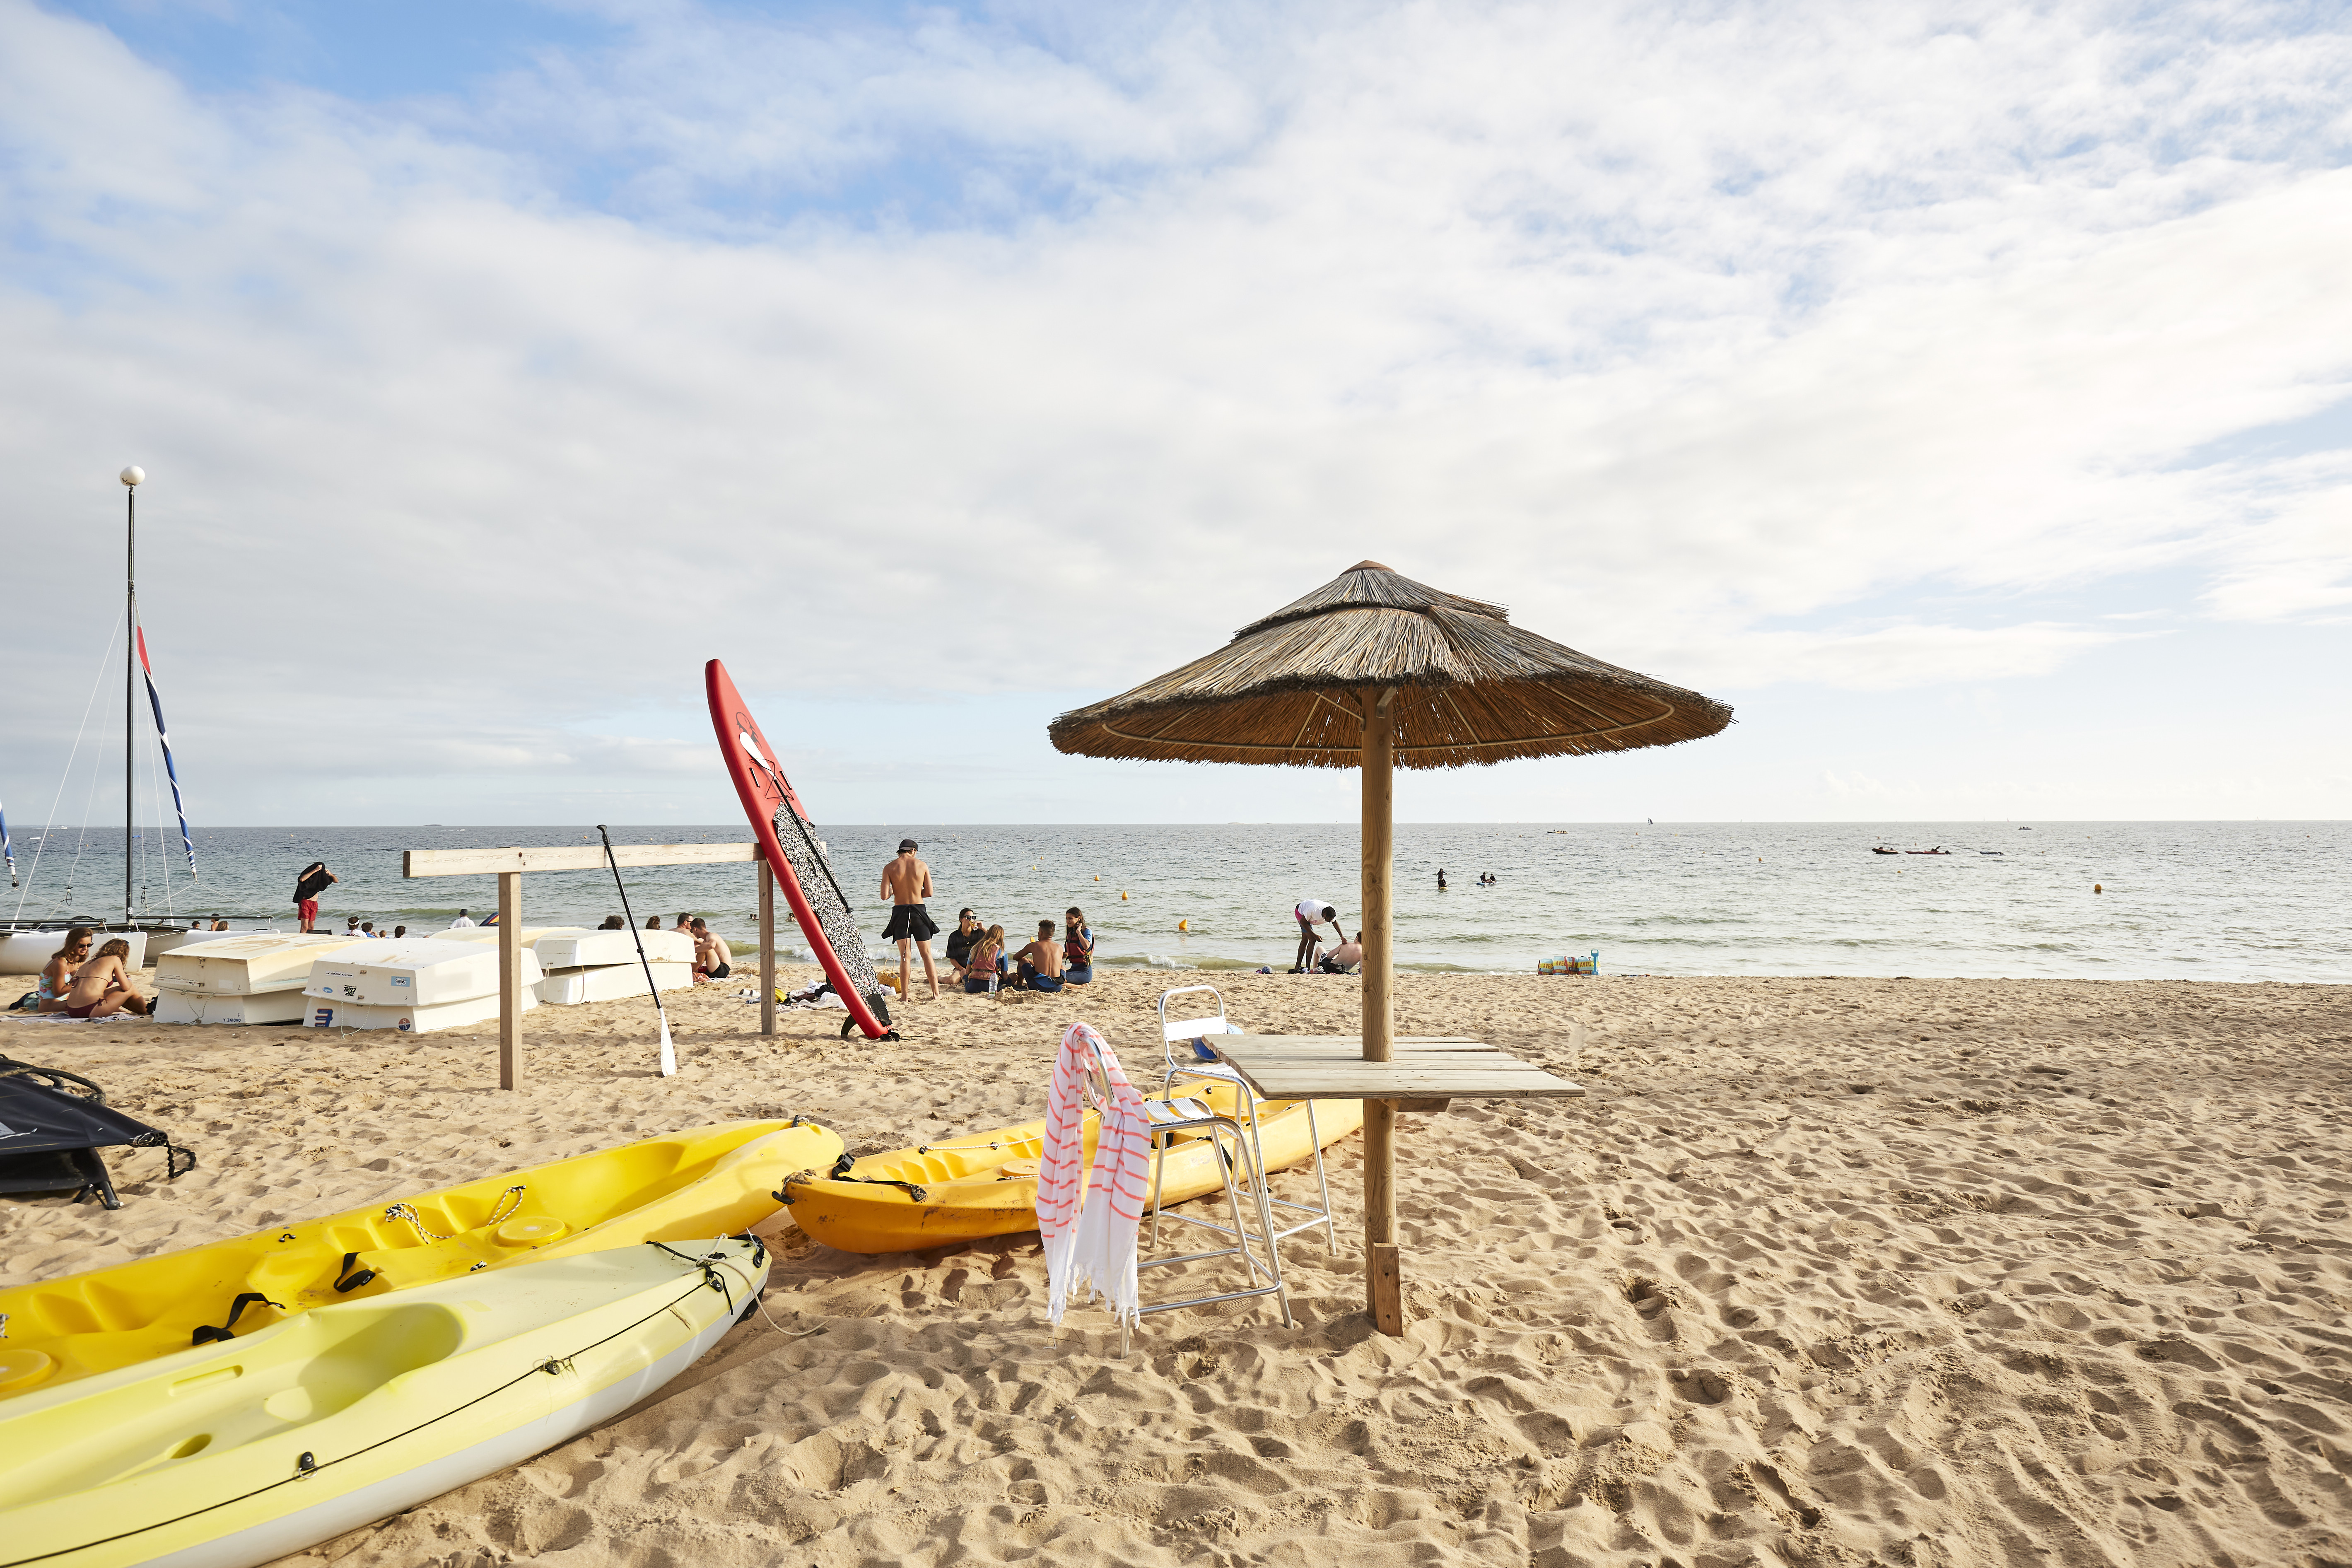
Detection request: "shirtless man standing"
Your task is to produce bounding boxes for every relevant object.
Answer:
[879,838,940,1000]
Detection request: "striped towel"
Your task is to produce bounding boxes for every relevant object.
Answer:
[1039,1022,1152,1329]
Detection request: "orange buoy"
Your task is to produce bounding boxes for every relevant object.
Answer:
[2094,883,2103,894]
[1177,919,1189,931]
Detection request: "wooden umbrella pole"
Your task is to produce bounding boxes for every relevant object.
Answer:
[1361,686,1402,1334]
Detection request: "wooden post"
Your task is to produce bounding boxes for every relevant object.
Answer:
[759,856,777,1038]
[1361,686,1402,1334]
[497,870,521,1090]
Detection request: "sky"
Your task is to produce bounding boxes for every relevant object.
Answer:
[2,0,2348,828]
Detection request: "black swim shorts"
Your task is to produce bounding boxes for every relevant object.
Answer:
[883,904,940,942]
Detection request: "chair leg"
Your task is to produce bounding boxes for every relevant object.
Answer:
[1305,1100,1338,1254]
[1147,1129,1168,1251]
[1251,1131,1293,1325]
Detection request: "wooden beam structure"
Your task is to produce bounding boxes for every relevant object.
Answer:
[403,842,760,878]
[403,839,775,1087]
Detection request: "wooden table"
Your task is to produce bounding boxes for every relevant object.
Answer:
[1209,1035,1584,1332]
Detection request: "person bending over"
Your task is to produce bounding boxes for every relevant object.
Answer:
[1292,898,1340,973]
[60,938,150,1018]
[1319,931,1365,974]
[1061,908,1095,985]
[1014,920,1066,992]
[878,838,941,1000]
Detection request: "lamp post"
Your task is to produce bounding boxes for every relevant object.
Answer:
[121,465,142,926]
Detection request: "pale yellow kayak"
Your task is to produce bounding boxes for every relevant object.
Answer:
[784,1080,1360,1254]
[0,1119,838,1399]
[0,1238,767,1568]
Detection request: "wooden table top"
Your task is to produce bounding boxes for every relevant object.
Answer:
[1208,1035,1584,1102]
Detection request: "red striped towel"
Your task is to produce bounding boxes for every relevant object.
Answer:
[1040,1022,1151,1328]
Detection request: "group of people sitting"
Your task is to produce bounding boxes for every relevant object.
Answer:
[12,929,150,1018]
[341,918,411,940]
[942,906,1095,994]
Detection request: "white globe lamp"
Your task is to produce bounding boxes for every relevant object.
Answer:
[120,466,145,486]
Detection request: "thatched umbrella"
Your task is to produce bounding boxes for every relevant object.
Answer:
[1051,560,1731,1329]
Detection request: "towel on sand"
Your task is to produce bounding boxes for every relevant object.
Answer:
[1038,1022,1151,1329]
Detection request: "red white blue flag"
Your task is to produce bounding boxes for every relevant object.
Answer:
[136,624,198,878]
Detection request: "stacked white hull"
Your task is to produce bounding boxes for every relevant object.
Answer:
[304,992,519,1033]
[302,938,541,1032]
[155,933,366,996]
[538,960,693,1006]
[153,989,312,1026]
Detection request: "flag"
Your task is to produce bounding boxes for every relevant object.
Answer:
[136,624,198,878]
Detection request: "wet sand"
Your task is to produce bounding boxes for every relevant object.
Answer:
[4,968,2349,1567]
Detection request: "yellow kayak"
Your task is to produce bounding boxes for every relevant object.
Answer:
[0,1238,766,1568]
[783,1081,1360,1254]
[0,1119,838,1400]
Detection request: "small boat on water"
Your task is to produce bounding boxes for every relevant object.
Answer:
[1906,848,1952,855]
[1870,846,1899,855]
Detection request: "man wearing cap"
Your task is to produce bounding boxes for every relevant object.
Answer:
[879,838,940,1000]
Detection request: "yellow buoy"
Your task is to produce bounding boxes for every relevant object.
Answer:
[1177,919,1189,931]
[1121,891,1129,900]
[1094,875,1100,881]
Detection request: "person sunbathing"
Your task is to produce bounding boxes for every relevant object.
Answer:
[59,938,150,1018]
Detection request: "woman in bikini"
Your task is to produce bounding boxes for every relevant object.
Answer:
[34,929,95,1012]
[58,938,151,1018]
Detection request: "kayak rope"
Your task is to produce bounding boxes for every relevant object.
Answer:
[0,1243,760,1568]
[382,1185,525,1242]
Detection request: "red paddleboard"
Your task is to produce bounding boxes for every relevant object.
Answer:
[706,659,895,1040]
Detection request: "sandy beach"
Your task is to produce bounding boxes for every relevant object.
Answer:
[4,967,2349,1567]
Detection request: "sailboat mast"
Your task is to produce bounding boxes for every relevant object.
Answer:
[121,466,143,926]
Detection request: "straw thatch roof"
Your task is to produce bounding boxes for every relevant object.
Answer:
[1049,561,1732,769]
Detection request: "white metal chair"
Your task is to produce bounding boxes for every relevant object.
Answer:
[1066,1044,1290,1357]
[1155,984,1338,1256]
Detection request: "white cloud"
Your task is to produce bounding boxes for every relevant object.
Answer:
[0,0,2348,821]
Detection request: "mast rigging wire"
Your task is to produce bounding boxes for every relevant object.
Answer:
[11,609,123,925]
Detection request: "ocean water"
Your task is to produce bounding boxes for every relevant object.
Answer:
[5,821,2345,983]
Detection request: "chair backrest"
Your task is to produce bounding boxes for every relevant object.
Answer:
[1157,984,1237,1074]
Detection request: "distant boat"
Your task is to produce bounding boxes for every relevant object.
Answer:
[1906,848,1952,856]
[1871,846,1899,855]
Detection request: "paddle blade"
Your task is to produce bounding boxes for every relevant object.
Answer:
[657,1011,676,1077]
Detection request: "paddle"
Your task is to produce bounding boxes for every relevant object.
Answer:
[596,825,676,1077]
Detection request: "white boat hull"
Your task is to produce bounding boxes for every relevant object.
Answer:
[533,929,696,968]
[154,934,367,996]
[537,960,693,1005]
[152,989,312,1026]
[303,991,532,1033]
[302,939,542,1008]
[0,930,148,973]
